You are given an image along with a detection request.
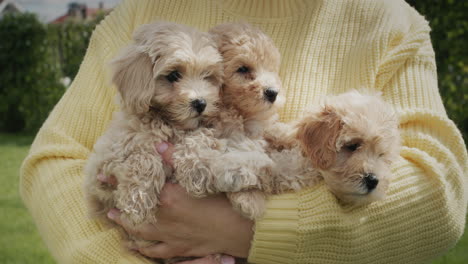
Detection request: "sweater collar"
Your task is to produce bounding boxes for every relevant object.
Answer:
[217,0,310,19]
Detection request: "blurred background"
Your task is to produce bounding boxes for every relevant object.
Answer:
[0,0,466,263]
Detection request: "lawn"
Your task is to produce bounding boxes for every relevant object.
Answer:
[0,133,55,264]
[0,133,466,264]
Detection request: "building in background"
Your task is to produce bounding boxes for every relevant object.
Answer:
[0,0,24,19]
[50,1,110,24]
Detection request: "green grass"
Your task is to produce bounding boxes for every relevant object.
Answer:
[0,133,55,264]
[0,132,466,264]
[433,228,468,264]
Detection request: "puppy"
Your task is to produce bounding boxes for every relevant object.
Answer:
[171,22,284,221]
[83,21,223,245]
[210,22,284,138]
[266,91,400,205]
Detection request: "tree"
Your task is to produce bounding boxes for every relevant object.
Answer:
[0,13,65,132]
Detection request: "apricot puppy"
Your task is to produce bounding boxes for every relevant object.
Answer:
[84,21,222,245]
[172,23,284,221]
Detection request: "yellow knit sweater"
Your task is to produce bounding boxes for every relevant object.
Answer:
[20,0,467,263]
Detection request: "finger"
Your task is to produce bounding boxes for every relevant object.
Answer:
[107,208,164,241]
[175,255,236,264]
[107,208,123,225]
[155,142,175,167]
[97,173,117,185]
[138,242,181,259]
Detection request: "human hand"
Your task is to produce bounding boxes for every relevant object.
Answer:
[97,142,253,262]
[106,183,253,259]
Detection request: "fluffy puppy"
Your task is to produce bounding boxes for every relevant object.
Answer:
[83,21,223,240]
[210,22,284,138]
[267,91,400,205]
[171,22,284,221]
[210,22,284,217]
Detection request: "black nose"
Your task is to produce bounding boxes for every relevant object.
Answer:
[264,88,278,103]
[191,99,207,114]
[363,173,379,191]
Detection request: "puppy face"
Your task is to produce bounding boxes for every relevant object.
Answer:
[210,23,284,120]
[296,91,400,205]
[111,22,223,130]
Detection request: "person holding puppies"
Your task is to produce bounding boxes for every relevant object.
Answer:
[20,0,467,264]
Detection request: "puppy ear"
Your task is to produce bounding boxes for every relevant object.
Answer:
[209,23,238,45]
[110,46,155,114]
[296,106,342,170]
[209,23,252,53]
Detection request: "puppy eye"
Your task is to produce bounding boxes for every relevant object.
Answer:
[204,73,214,80]
[237,66,250,74]
[345,143,360,152]
[379,153,385,158]
[166,70,182,83]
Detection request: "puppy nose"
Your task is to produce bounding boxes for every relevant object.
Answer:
[191,99,207,114]
[363,173,379,191]
[264,88,278,103]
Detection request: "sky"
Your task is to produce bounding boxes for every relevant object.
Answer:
[15,0,121,22]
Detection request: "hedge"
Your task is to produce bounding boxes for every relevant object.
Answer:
[407,0,468,143]
[0,13,64,132]
[0,12,103,133]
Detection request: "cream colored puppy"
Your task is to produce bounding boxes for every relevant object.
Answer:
[266,91,400,205]
[84,21,223,244]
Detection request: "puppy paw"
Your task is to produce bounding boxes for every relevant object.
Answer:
[119,195,159,226]
[213,151,273,192]
[227,191,266,220]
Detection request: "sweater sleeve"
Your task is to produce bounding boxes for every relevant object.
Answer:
[19,1,152,263]
[248,6,468,264]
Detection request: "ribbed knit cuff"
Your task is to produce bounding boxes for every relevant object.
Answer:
[248,192,299,264]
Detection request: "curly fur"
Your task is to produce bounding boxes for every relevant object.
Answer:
[170,22,285,221]
[83,21,223,251]
[84,21,283,263]
[208,22,284,219]
[84,20,398,263]
[265,91,401,206]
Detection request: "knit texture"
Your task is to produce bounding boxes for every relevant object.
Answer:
[20,0,468,263]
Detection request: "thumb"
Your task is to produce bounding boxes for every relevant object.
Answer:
[155,142,175,167]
